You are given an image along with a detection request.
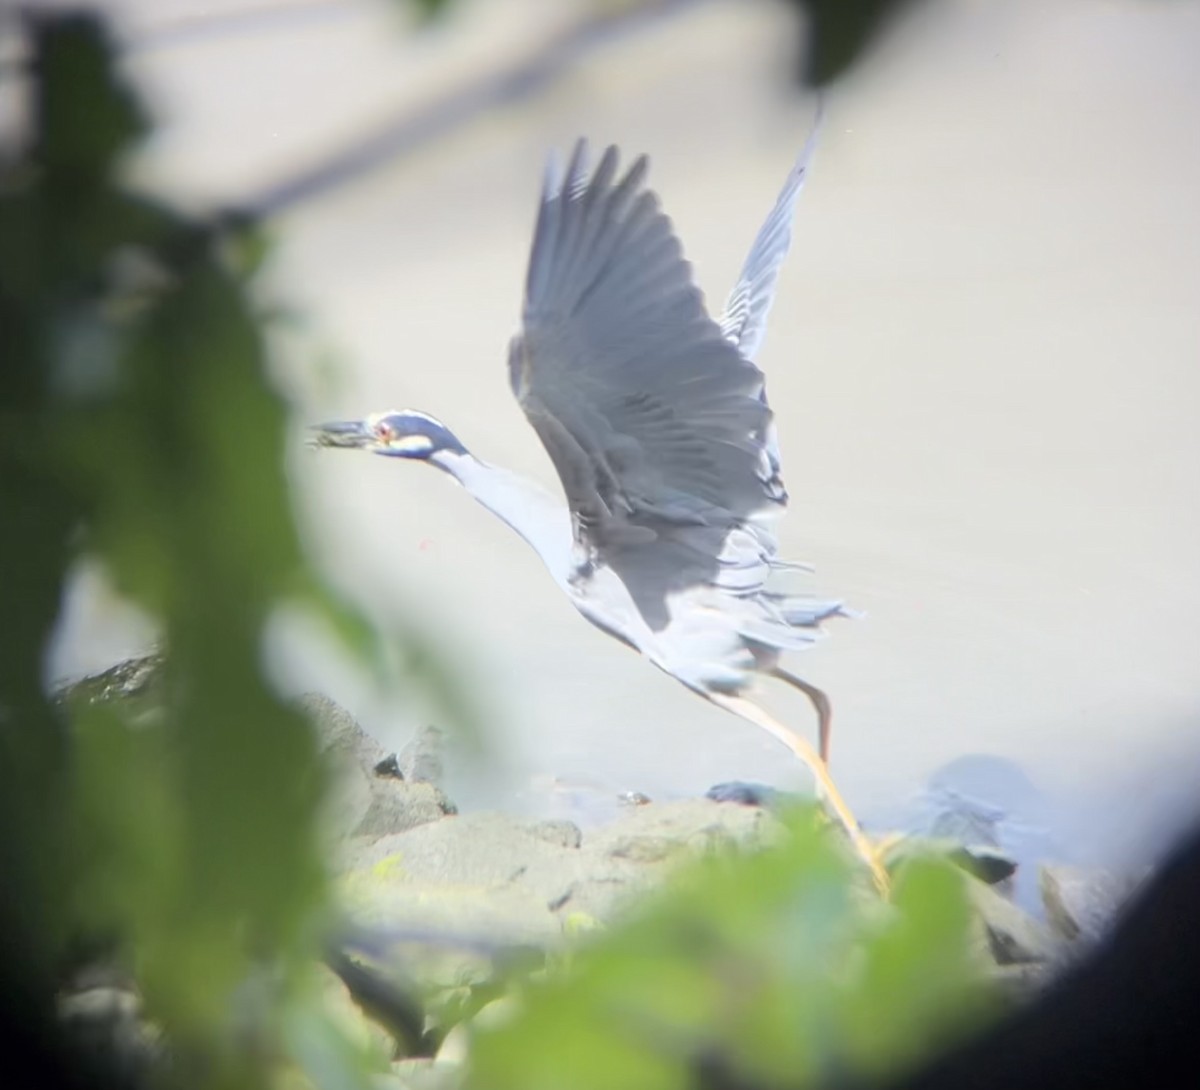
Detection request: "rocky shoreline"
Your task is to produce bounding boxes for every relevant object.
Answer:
[308,691,1142,1087]
[56,658,1143,1089]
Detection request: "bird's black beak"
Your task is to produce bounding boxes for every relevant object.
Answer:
[307,420,372,450]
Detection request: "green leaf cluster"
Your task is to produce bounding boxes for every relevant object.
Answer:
[0,13,379,1087]
[468,812,993,1090]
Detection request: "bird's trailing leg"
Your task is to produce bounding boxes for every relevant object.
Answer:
[771,666,831,763]
[707,691,889,895]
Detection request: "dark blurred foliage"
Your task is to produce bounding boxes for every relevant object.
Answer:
[784,0,928,85]
[0,11,385,1088]
[410,0,457,19]
[883,823,1200,1090]
[689,824,1200,1090]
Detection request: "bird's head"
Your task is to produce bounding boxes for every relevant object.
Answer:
[309,409,466,461]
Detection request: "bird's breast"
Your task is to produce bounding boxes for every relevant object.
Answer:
[566,565,758,694]
[567,564,654,657]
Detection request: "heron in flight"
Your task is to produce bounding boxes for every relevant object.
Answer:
[314,131,886,890]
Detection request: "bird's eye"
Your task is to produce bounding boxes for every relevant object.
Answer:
[375,421,395,441]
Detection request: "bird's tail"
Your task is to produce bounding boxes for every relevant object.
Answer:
[734,594,845,654]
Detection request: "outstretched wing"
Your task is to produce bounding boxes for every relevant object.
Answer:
[718,105,823,505]
[509,140,780,565]
[719,104,823,361]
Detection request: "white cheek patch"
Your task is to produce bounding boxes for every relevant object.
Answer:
[392,434,434,455]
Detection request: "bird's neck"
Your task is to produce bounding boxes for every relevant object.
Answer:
[430,450,574,583]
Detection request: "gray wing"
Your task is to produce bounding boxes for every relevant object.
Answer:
[509,140,781,572]
[719,104,823,361]
[717,107,823,505]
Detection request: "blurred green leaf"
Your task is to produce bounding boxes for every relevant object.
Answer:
[0,12,418,1088]
[404,0,458,23]
[839,860,988,1079]
[468,811,991,1090]
[785,0,928,86]
[35,13,147,176]
[66,698,181,946]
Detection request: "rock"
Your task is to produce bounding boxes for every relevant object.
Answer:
[925,755,1047,838]
[374,753,405,779]
[525,819,582,849]
[985,962,1052,1003]
[59,652,166,704]
[390,1058,460,1090]
[317,963,399,1062]
[57,652,167,725]
[321,756,376,843]
[605,835,682,864]
[897,755,1062,910]
[354,782,457,841]
[400,725,446,786]
[336,801,761,1034]
[342,809,634,932]
[1040,864,1140,945]
[303,692,392,772]
[436,995,520,1064]
[301,695,455,843]
[927,799,1003,850]
[921,765,1010,863]
[340,880,561,986]
[62,961,138,995]
[882,836,1019,886]
[591,797,779,856]
[338,815,572,953]
[335,799,784,982]
[347,813,581,893]
[57,985,164,1084]
[919,754,1066,914]
[705,784,1020,891]
[706,781,787,807]
[324,947,429,1059]
[955,846,1019,885]
[964,874,1058,966]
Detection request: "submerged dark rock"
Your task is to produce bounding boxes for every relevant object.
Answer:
[706,781,787,808]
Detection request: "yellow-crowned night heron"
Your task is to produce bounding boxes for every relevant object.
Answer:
[313,125,887,891]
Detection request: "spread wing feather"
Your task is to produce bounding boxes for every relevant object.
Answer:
[509,140,779,559]
[719,103,823,361]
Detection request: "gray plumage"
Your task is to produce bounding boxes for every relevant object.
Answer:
[312,127,887,891]
[504,131,840,697]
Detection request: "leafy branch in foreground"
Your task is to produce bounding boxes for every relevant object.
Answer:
[465,809,995,1090]
[0,11,405,1088]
